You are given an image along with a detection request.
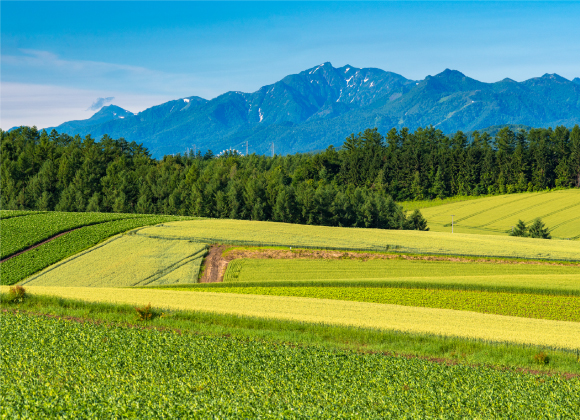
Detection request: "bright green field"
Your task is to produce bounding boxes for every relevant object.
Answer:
[4,312,578,418]
[190,286,580,322]
[223,258,580,294]
[0,211,161,259]
[136,218,580,260]
[419,190,580,238]
[1,216,184,285]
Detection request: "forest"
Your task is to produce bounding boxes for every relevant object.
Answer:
[1,124,579,229]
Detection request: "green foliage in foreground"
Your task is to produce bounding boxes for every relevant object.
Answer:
[2,312,579,419]
[0,215,181,285]
[3,294,579,374]
[187,286,580,322]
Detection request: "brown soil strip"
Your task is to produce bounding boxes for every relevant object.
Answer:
[198,245,579,284]
[0,228,81,263]
[199,245,229,283]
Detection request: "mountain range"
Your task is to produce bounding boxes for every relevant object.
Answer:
[45,63,580,157]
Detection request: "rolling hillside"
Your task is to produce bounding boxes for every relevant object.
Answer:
[418,190,580,239]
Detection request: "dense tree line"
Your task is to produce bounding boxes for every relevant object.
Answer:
[2,124,579,229]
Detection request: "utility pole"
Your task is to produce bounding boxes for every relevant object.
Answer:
[271,142,275,157]
[451,215,455,233]
[245,140,248,156]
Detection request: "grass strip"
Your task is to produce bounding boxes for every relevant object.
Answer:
[6,285,579,351]
[182,286,580,322]
[1,293,580,376]
[0,216,182,285]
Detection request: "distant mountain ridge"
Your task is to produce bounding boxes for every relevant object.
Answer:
[44,63,580,157]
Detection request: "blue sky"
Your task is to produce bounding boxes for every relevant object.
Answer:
[2,1,579,129]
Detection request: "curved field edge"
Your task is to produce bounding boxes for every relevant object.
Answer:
[169,286,580,322]
[0,215,183,285]
[2,294,579,375]
[136,219,580,261]
[0,211,175,260]
[3,312,579,418]
[6,286,579,351]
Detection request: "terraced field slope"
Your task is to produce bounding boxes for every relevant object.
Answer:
[136,218,580,260]
[418,190,580,238]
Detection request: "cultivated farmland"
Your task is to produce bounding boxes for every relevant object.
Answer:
[21,235,207,287]
[5,286,579,350]
[418,189,580,238]
[136,218,580,260]
[1,214,186,285]
[3,312,578,418]
[222,258,580,294]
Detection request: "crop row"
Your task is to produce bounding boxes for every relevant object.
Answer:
[12,286,580,349]
[420,190,580,238]
[136,218,580,260]
[2,312,578,418]
[0,216,181,285]
[0,211,164,259]
[0,210,45,219]
[22,234,207,287]
[197,286,580,322]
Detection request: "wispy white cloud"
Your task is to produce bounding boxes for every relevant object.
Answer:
[0,82,173,130]
[2,49,220,98]
[87,97,115,111]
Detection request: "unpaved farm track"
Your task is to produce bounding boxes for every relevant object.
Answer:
[0,228,81,263]
[199,245,229,283]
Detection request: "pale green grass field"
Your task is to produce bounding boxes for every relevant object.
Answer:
[136,218,580,260]
[20,235,207,287]
[419,190,580,238]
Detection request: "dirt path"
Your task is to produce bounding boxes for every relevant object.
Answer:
[198,245,580,284]
[0,228,81,263]
[198,245,229,283]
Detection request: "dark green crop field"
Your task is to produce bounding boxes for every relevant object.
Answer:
[2,312,578,419]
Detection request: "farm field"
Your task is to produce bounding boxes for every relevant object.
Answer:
[6,286,579,350]
[418,190,580,238]
[0,211,162,259]
[3,312,578,418]
[21,235,207,287]
[136,218,580,260]
[222,258,580,294]
[1,215,185,285]
[190,286,580,322]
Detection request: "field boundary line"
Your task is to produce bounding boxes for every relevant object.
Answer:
[0,227,82,263]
